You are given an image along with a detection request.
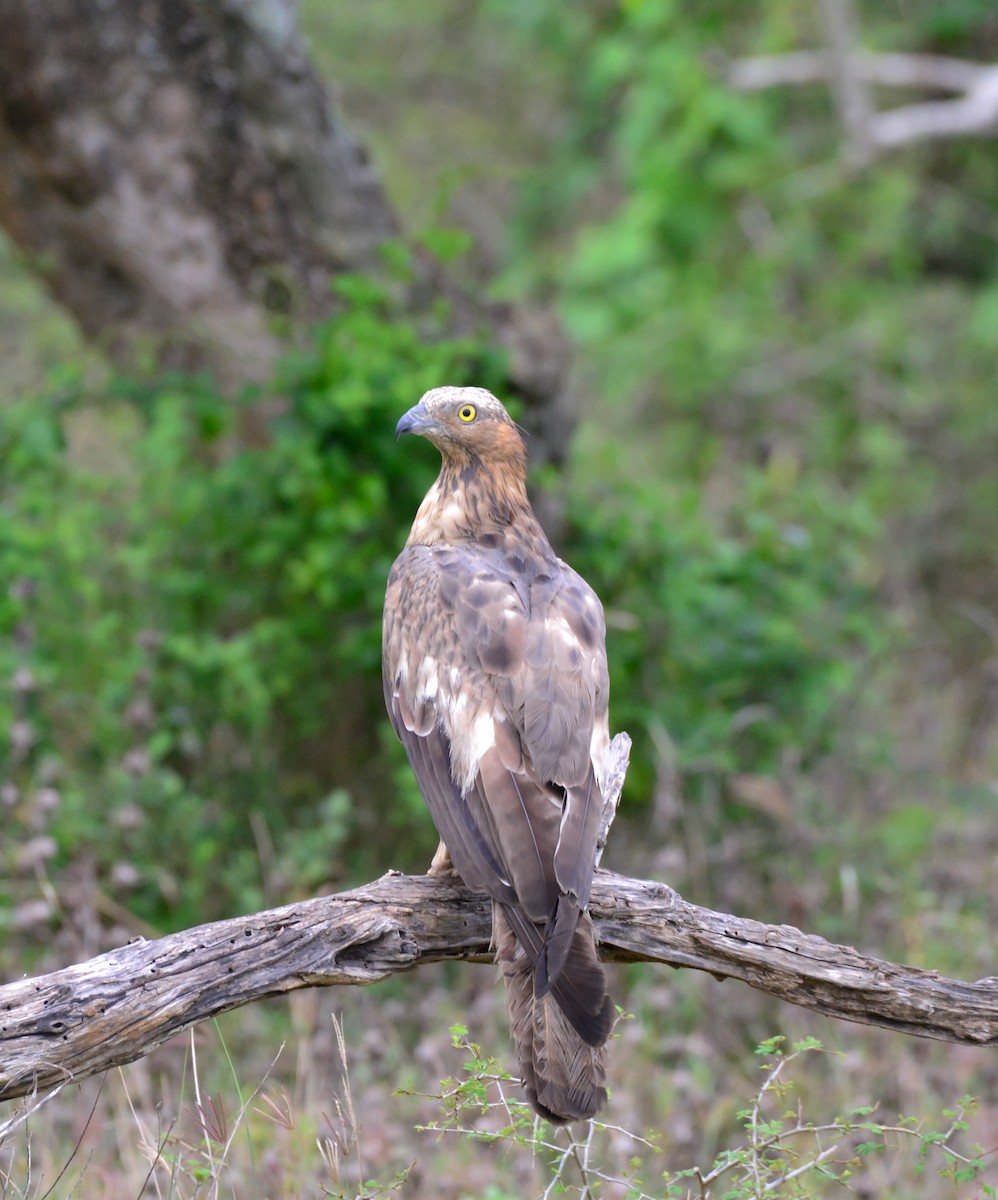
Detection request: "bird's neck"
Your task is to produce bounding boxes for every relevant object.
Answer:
[406,456,547,550]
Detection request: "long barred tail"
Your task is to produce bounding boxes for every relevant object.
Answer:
[494,902,613,1124]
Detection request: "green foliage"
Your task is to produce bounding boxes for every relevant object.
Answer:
[501,0,998,652]
[0,254,502,933]
[564,446,885,802]
[0,219,894,942]
[486,0,998,909]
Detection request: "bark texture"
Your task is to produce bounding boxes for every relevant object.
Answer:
[1,869,995,1104]
[0,0,571,438]
[0,0,401,376]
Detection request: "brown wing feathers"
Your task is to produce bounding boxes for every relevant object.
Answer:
[383,386,614,1123]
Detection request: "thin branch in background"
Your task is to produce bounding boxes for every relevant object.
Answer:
[874,67,998,147]
[727,4,998,157]
[819,0,875,167]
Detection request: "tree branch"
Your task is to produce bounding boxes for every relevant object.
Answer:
[819,0,875,167]
[1,868,994,1104]
[729,51,991,94]
[728,47,998,151]
[2,739,993,1106]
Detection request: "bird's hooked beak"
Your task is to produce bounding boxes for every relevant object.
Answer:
[395,401,435,441]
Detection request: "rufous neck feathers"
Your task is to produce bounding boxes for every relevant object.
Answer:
[406,452,537,547]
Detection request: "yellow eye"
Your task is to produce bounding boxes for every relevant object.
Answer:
[458,404,477,422]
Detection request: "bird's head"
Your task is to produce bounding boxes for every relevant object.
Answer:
[396,387,526,470]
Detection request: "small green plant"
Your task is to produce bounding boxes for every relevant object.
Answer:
[661,1036,995,1198]
[406,1024,537,1139]
[408,1030,995,1199]
[405,1024,662,1198]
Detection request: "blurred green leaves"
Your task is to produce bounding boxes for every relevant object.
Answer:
[0,238,889,936]
[564,452,884,803]
[0,256,500,930]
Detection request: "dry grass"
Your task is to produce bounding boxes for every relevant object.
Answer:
[2,670,996,1199]
[1,933,995,1198]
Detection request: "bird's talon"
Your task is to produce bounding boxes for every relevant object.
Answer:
[428,841,456,876]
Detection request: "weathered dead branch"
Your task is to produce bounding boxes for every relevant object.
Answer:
[1,737,993,1105]
[1,867,995,1104]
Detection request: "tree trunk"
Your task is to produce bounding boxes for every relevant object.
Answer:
[0,0,570,446]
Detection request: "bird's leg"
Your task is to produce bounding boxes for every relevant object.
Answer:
[428,839,457,876]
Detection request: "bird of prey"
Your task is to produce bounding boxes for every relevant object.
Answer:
[383,385,614,1123]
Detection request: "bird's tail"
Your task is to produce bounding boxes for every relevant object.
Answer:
[494,902,613,1124]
